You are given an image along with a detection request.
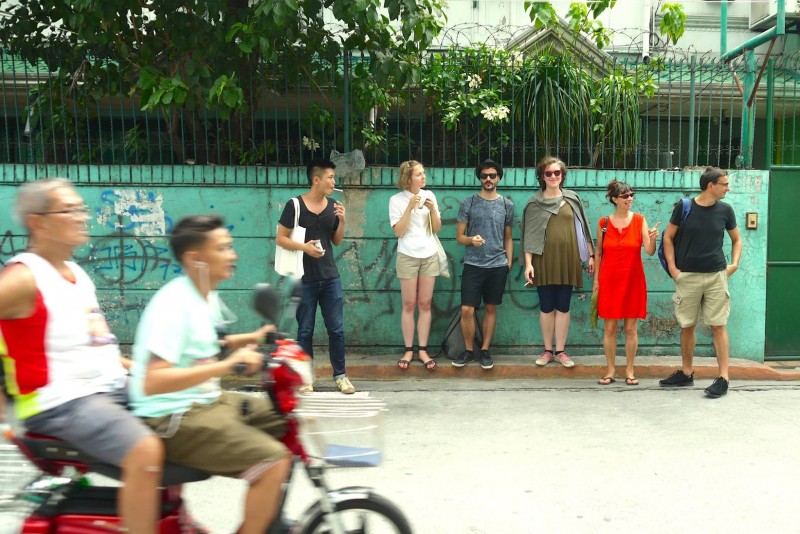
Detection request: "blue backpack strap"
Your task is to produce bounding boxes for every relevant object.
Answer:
[680,198,691,223]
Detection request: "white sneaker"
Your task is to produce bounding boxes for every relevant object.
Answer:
[335,377,356,395]
[298,384,314,394]
[535,351,554,366]
[555,352,575,368]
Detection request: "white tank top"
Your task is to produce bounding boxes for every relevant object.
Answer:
[0,253,127,418]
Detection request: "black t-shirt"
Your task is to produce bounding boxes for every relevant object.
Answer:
[279,196,340,282]
[670,198,737,273]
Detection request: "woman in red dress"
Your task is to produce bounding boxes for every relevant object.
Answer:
[593,180,659,385]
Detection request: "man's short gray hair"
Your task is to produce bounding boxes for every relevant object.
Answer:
[14,178,76,230]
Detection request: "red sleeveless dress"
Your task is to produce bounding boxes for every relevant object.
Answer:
[597,213,647,319]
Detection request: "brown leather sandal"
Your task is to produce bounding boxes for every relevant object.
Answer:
[398,347,414,369]
[418,346,437,371]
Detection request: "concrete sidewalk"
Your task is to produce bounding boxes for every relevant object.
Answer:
[340,354,800,380]
[227,354,800,386]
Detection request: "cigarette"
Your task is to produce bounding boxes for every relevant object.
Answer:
[333,188,343,192]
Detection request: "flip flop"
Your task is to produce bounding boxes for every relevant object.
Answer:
[598,376,616,385]
[625,377,639,386]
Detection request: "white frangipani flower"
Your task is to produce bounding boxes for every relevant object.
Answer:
[467,74,482,90]
[302,136,320,151]
[481,105,511,122]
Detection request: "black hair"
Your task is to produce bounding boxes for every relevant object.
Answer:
[475,159,504,180]
[699,166,727,191]
[605,179,633,204]
[170,214,225,263]
[306,159,336,186]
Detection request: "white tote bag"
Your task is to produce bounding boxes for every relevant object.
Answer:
[275,197,306,277]
[429,212,450,278]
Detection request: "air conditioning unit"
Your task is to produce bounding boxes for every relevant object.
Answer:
[750,0,800,31]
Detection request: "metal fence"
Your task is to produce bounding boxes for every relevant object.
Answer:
[2,25,799,183]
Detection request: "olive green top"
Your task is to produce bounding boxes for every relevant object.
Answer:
[531,202,584,288]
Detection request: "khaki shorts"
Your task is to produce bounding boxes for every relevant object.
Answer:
[672,270,731,328]
[396,252,439,279]
[144,391,288,480]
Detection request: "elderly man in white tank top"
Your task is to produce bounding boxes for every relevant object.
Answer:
[0,179,163,534]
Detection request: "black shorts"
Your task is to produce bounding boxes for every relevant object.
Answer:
[537,284,573,313]
[460,264,510,308]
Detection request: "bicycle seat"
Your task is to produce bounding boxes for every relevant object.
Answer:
[18,433,211,485]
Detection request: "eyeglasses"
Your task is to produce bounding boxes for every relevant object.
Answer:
[35,206,90,218]
[715,182,730,187]
[617,192,635,199]
[544,170,562,178]
[479,173,498,180]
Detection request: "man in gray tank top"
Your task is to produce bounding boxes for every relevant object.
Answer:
[453,159,515,370]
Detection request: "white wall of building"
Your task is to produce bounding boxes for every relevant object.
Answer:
[433,0,790,57]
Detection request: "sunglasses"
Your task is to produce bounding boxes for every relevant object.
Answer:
[544,170,562,178]
[479,173,499,180]
[617,192,635,199]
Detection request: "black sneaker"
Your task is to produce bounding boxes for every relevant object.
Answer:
[659,370,694,387]
[704,377,729,398]
[479,350,494,370]
[452,350,475,368]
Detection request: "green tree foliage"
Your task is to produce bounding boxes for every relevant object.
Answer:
[659,3,687,46]
[0,0,445,163]
[524,1,685,51]
[420,45,660,167]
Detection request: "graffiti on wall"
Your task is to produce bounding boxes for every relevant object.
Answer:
[1,186,679,348]
[96,189,172,235]
[90,189,180,288]
[0,189,182,327]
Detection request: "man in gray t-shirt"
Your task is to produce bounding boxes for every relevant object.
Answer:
[453,159,514,370]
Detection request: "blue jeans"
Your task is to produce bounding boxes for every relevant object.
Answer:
[296,277,346,378]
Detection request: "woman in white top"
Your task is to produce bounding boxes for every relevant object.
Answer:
[388,161,442,370]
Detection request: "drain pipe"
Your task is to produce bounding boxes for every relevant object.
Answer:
[642,0,651,63]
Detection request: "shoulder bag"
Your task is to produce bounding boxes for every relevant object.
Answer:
[274,197,306,278]
[429,211,450,278]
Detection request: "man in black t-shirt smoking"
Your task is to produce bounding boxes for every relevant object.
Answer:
[659,167,742,398]
[276,159,354,394]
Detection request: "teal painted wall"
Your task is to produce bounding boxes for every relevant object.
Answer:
[0,166,769,360]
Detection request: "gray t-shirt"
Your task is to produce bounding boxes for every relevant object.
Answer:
[458,194,514,268]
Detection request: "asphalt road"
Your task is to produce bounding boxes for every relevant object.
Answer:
[179,379,800,534]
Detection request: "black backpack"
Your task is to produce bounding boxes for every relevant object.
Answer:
[437,309,483,360]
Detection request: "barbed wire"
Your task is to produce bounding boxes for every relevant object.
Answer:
[318,21,800,90]
[430,23,796,68]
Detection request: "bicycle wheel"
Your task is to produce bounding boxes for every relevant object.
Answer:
[297,493,412,534]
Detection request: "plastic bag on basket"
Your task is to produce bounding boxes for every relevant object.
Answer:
[296,398,386,468]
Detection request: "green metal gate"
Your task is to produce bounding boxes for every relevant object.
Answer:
[765,166,800,360]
